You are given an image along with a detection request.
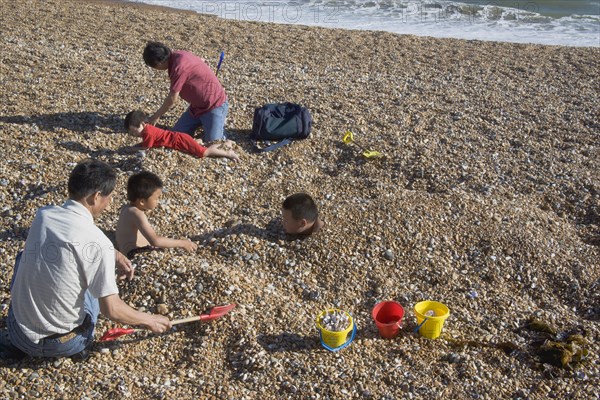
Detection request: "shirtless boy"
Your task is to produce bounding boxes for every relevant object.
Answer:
[116,171,197,258]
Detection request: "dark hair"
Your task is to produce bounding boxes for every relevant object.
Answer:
[282,193,318,222]
[68,159,116,200]
[143,41,171,68]
[124,110,146,130]
[127,171,163,202]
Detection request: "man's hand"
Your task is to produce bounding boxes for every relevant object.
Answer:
[100,294,172,333]
[144,315,172,333]
[115,250,134,281]
[148,91,179,126]
[147,115,160,126]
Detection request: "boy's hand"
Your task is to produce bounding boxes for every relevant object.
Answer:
[205,141,240,162]
[180,239,198,253]
[219,140,235,150]
[224,149,240,162]
[221,141,239,161]
[118,144,145,153]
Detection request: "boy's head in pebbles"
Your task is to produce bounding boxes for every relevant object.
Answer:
[124,110,147,137]
[127,171,163,212]
[281,193,322,235]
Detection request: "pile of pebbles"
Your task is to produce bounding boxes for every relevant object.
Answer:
[319,310,351,332]
[0,0,598,399]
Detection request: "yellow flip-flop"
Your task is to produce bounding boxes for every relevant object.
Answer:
[343,130,383,159]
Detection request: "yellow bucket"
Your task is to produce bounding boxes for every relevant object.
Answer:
[316,309,355,350]
[414,301,450,339]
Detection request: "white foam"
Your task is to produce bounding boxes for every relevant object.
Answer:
[130,0,600,47]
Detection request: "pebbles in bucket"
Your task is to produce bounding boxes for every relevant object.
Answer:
[320,310,350,331]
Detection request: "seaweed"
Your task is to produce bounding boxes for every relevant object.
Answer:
[537,339,589,369]
[526,317,557,335]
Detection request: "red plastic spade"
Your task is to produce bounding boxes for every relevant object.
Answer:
[99,303,236,342]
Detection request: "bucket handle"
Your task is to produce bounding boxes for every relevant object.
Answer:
[319,323,357,352]
[413,317,429,334]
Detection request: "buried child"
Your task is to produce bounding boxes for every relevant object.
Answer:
[281,193,324,236]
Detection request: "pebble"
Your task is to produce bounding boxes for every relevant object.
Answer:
[574,371,587,380]
[383,249,394,261]
[446,353,461,363]
[306,290,320,300]
[157,304,169,315]
[319,310,351,331]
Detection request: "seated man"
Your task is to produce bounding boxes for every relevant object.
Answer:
[4,159,171,360]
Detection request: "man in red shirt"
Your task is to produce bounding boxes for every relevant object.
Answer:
[143,42,228,143]
[124,110,239,161]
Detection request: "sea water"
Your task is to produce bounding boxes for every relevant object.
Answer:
[130,0,599,47]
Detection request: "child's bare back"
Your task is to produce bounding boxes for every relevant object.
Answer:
[115,204,151,257]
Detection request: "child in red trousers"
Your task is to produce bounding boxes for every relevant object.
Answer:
[124,110,239,161]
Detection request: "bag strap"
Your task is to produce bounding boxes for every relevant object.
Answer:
[252,138,293,153]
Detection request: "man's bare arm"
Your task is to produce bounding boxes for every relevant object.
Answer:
[148,90,180,125]
[99,294,171,333]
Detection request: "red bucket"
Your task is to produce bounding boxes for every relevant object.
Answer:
[372,301,405,339]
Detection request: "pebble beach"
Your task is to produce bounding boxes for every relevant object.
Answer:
[0,0,599,398]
